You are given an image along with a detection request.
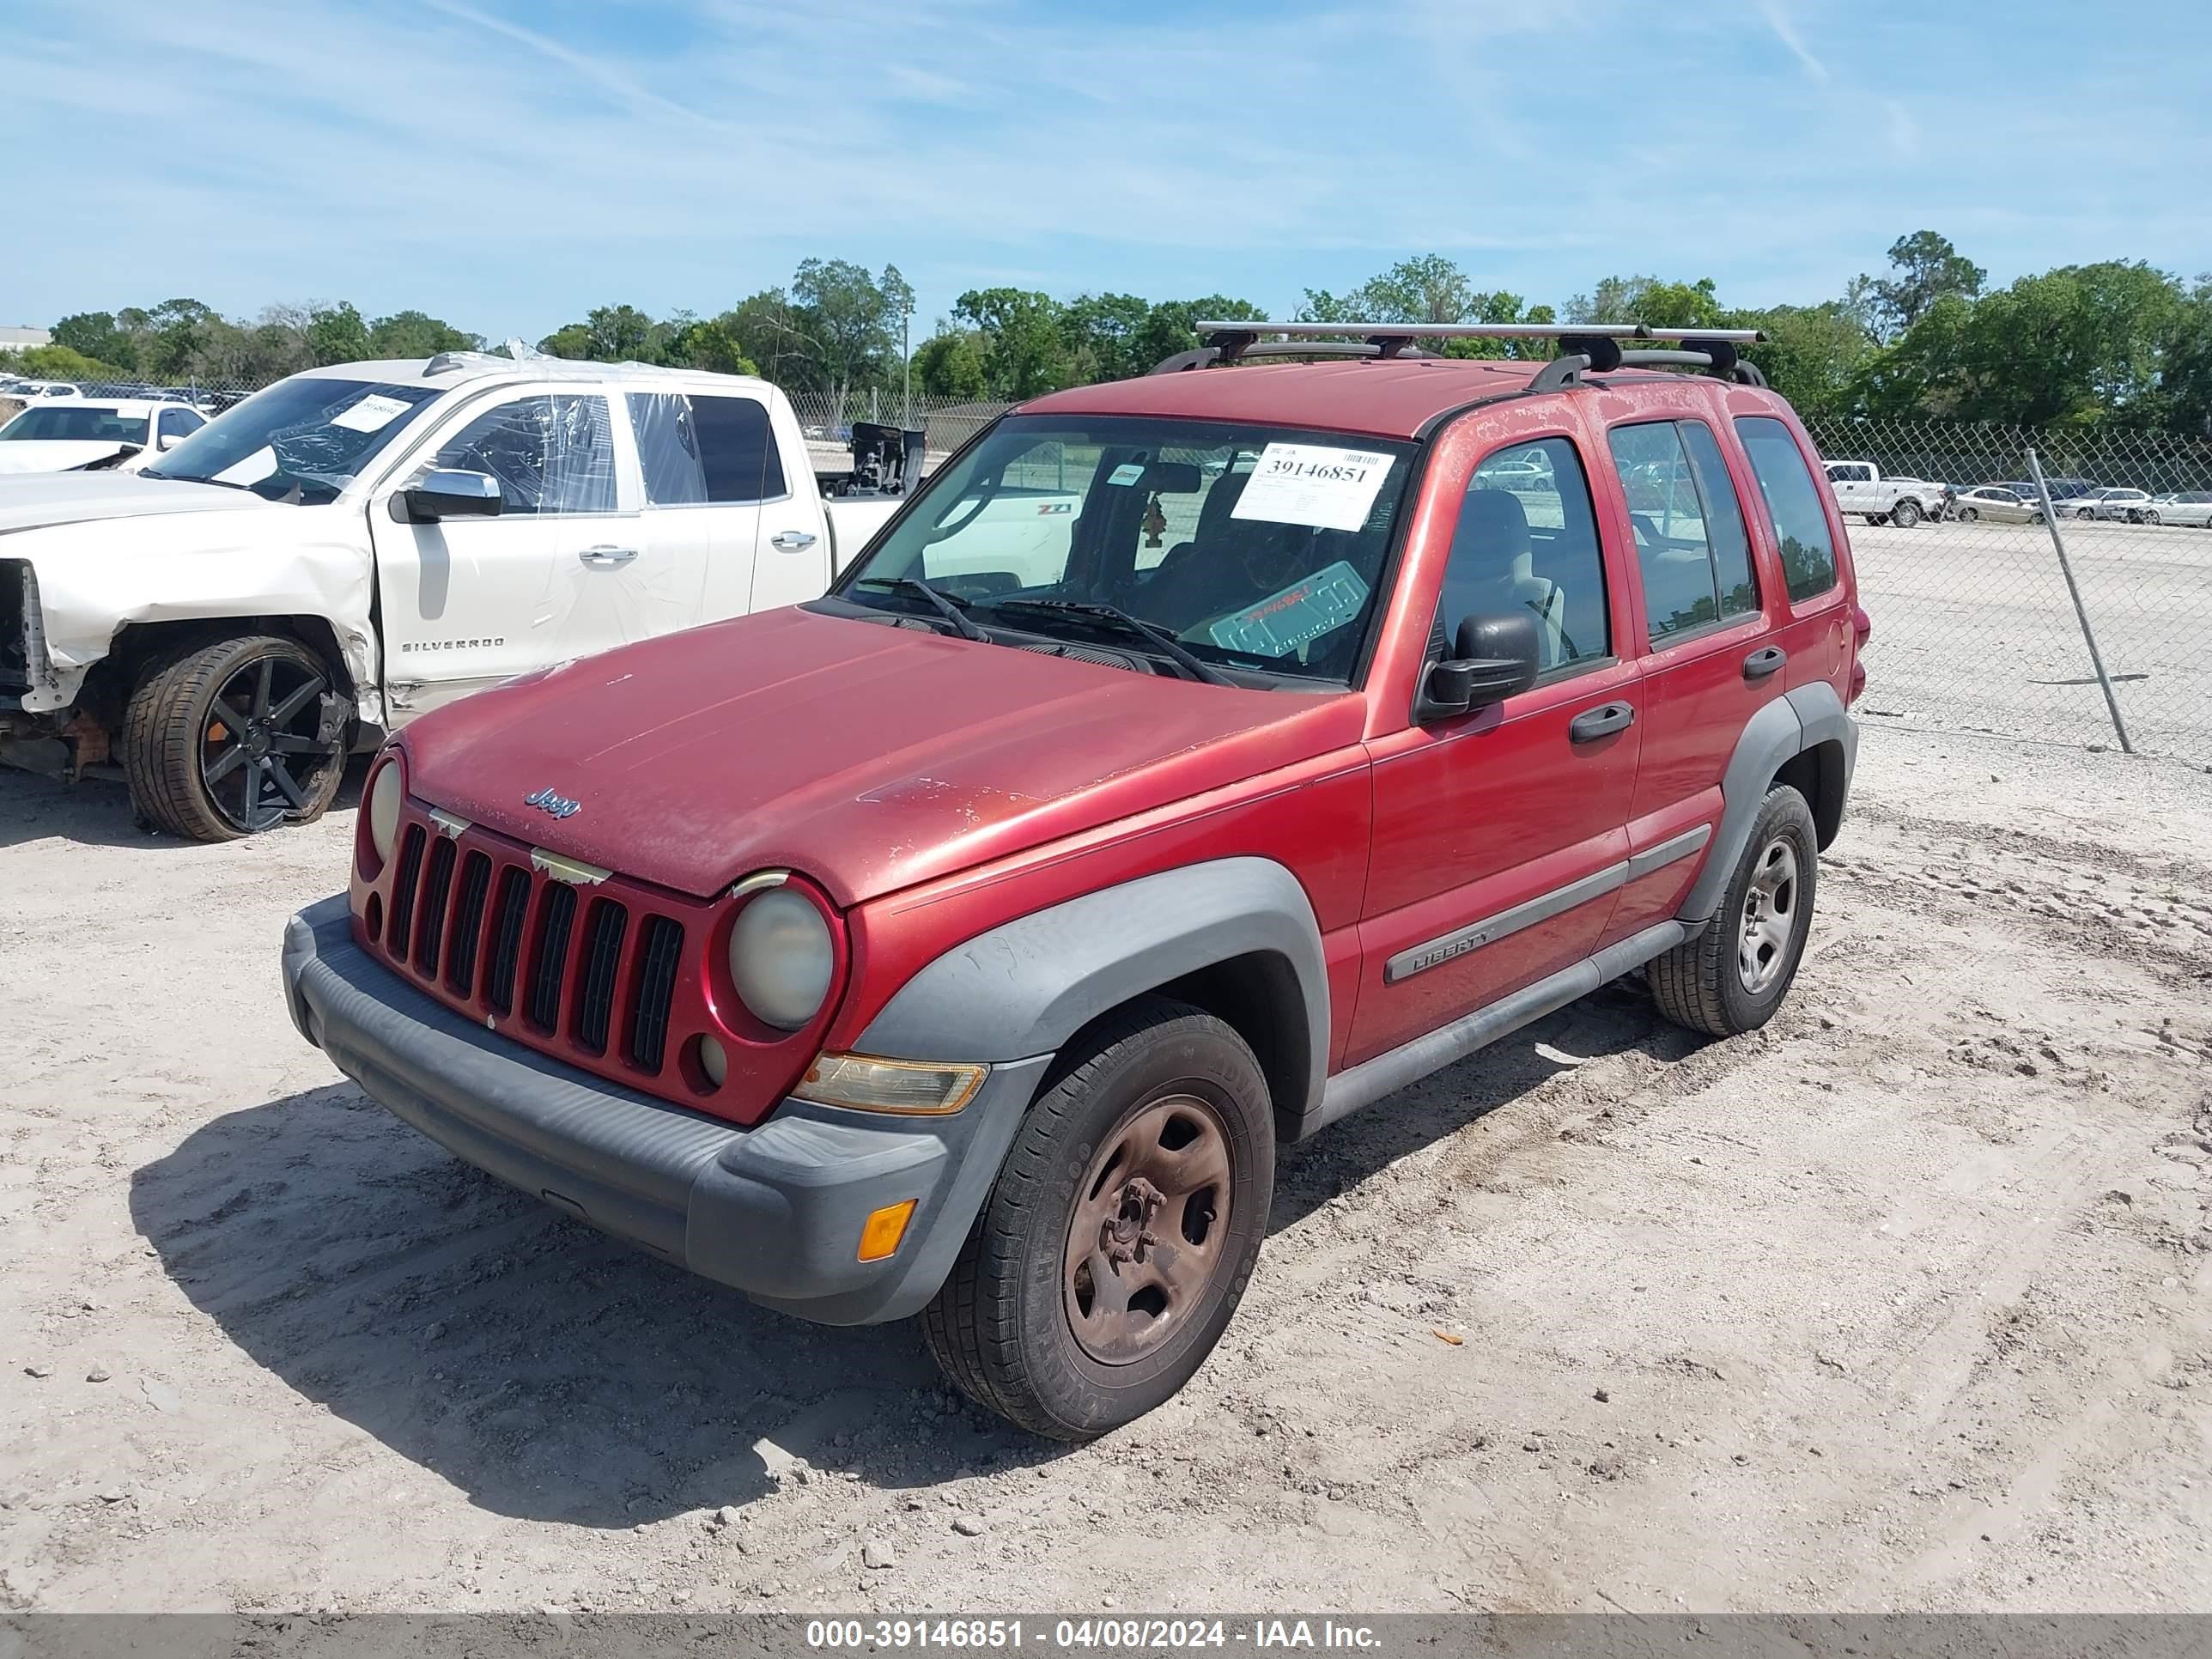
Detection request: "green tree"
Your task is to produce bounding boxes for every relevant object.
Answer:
[1060,292,1154,383]
[1565,275,1723,330]
[1867,230,1985,338]
[304,301,371,365]
[664,316,758,377]
[368,309,477,359]
[952,288,1073,398]
[1865,262,2184,424]
[787,258,904,414]
[537,322,594,359]
[1301,254,1476,325]
[2154,281,2212,437]
[0,343,130,380]
[1126,295,1266,374]
[913,330,991,400]
[51,312,138,372]
[1728,302,1873,413]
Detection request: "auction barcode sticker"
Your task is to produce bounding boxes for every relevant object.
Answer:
[331,392,415,433]
[1230,442,1394,532]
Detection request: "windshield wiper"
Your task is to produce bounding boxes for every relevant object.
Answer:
[985,599,1233,686]
[852,575,990,643]
[137,469,252,491]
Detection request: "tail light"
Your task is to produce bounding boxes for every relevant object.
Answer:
[1848,605,1872,704]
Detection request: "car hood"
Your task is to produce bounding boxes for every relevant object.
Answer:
[0,471,272,532]
[397,605,1365,904]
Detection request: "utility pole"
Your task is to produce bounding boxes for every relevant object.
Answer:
[902,302,912,429]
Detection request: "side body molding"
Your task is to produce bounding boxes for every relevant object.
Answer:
[856,858,1331,1122]
[1679,679,1858,922]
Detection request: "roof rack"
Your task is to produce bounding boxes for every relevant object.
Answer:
[1153,319,1769,386]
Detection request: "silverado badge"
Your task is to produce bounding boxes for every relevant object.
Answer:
[524,787,581,819]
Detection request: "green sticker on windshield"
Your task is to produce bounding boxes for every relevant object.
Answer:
[1206,561,1370,658]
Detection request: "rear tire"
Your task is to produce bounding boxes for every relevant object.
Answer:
[122,635,348,842]
[1889,497,1921,529]
[1650,785,1818,1038]
[1957,507,1978,523]
[922,996,1274,1442]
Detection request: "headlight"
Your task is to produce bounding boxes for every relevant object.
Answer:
[727,885,834,1030]
[366,757,404,864]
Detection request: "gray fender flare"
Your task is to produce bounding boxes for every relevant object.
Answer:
[856,856,1330,1121]
[1679,681,1857,921]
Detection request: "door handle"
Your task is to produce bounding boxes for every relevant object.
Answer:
[1742,644,1787,681]
[1568,702,1635,743]
[578,545,638,568]
[769,530,818,551]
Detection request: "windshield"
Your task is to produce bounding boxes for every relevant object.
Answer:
[834,414,1417,686]
[143,377,441,504]
[0,406,149,445]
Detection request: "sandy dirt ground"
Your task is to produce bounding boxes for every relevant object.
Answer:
[2,731,2208,1615]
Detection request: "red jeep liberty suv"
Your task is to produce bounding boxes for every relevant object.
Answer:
[283,322,1867,1440]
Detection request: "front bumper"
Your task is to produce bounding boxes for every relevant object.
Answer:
[281,896,1049,1325]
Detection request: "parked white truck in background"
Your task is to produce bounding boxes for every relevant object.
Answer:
[1822,459,1949,528]
[0,354,915,840]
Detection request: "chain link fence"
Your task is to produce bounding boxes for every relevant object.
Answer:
[1802,416,2212,772]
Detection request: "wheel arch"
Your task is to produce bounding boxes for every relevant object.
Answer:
[853,858,1328,1142]
[1679,682,1857,921]
[82,615,362,732]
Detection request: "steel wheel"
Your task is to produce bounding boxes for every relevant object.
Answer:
[199,653,338,834]
[1738,837,1800,995]
[1063,1092,1234,1365]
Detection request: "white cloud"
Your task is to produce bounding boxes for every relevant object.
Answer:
[1758,0,1832,82]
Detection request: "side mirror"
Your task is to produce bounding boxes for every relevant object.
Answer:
[1417,611,1540,722]
[399,468,502,523]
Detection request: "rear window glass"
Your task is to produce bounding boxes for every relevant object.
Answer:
[1734,416,1838,603]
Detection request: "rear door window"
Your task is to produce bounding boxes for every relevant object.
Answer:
[693,395,787,503]
[1734,416,1839,603]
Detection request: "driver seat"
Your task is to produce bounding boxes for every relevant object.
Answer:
[1443,490,1570,669]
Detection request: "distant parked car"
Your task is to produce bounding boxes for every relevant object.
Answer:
[0,398,204,474]
[1952,485,2045,525]
[0,380,84,400]
[2085,488,2158,523]
[2056,487,2134,520]
[2148,491,2212,528]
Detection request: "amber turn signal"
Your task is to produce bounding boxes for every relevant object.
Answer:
[856,1199,916,1263]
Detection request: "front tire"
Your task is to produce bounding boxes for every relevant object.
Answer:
[122,635,348,842]
[1889,497,1922,529]
[1957,506,1978,522]
[922,996,1274,1442]
[1650,784,1818,1038]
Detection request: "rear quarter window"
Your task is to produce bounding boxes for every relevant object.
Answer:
[1734,416,1839,603]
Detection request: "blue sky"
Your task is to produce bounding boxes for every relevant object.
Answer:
[10,0,2211,342]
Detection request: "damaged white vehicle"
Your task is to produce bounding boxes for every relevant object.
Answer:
[0,355,912,840]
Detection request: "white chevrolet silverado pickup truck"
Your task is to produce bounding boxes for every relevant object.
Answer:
[1821,459,1948,528]
[0,354,913,840]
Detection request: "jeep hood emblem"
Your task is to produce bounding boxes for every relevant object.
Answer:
[524,787,581,819]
